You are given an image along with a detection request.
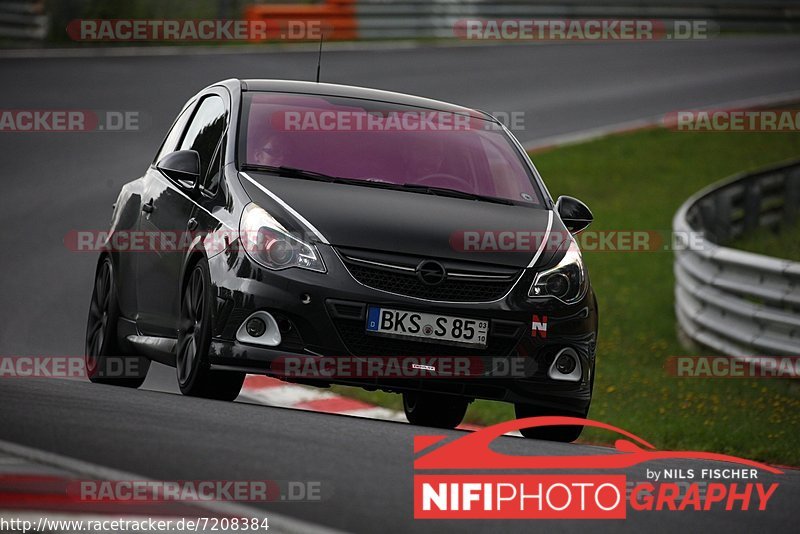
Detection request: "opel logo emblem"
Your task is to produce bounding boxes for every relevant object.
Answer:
[416,260,446,286]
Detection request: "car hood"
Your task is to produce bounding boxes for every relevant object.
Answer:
[240,172,558,269]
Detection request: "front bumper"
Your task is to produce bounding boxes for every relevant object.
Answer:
[206,242,598,412]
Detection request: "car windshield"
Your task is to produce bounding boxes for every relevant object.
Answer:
[239,92,544,206]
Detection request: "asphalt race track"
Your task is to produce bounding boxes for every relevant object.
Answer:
[1,36,800,532]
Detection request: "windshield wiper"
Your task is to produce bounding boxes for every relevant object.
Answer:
[399,183,513,205]
[241,165,514,205]
[242,164,398,189]
[241,164,337,183]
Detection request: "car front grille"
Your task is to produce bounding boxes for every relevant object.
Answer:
[336,248,520,302]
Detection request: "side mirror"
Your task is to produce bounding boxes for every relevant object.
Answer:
[555,195,593,234]
[156,150,201,191]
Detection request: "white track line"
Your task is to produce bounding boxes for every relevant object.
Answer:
[0,438,346,534]
[523,89,800,152]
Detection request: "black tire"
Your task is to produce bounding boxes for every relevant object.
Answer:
[403,392,469,429]
[176,258,244,401]
[514,404,586,442]
[85,256,150,388]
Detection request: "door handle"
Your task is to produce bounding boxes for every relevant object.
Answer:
[142,199,154,214]
[187,218,198,231]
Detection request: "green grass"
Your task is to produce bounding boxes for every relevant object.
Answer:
[732,218,800,261]
[333,127,800,465]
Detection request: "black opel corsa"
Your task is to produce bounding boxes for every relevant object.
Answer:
[86,79,597,441]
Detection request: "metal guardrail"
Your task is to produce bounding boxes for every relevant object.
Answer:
[673,160,800,360]
[354,0,800,38]
[240,0,800,41]
[0,0,48,40]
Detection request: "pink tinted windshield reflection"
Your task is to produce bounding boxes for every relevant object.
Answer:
[244,93,541,205]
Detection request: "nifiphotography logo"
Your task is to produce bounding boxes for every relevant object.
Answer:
[413,417,782,519]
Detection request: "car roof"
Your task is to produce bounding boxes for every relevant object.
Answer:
[239,79,492,119]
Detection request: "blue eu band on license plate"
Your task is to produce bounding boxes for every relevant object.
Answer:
[365,306,488,348]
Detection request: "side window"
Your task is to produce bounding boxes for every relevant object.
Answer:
[179,95,228,183]
[154,103,194,164]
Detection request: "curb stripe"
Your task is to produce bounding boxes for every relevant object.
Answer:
[293,397,374,413]
[242,375,285,389]
[239,376,522,436]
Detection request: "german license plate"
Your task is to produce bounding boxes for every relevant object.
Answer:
[365,306,488,348]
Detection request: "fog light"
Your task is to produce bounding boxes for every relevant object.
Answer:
[547,348,581,382]
[236,311,282,347]
[246,317,267,338]
[555,352,577,374]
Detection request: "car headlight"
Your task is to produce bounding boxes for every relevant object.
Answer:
[528,239,586,303]
[239,203,326,273]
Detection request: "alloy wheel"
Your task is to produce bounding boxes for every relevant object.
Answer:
[86,258,112,368]
[177,265,206,385]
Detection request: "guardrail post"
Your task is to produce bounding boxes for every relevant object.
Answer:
[743,181,762,234]
[785,167,800,224]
